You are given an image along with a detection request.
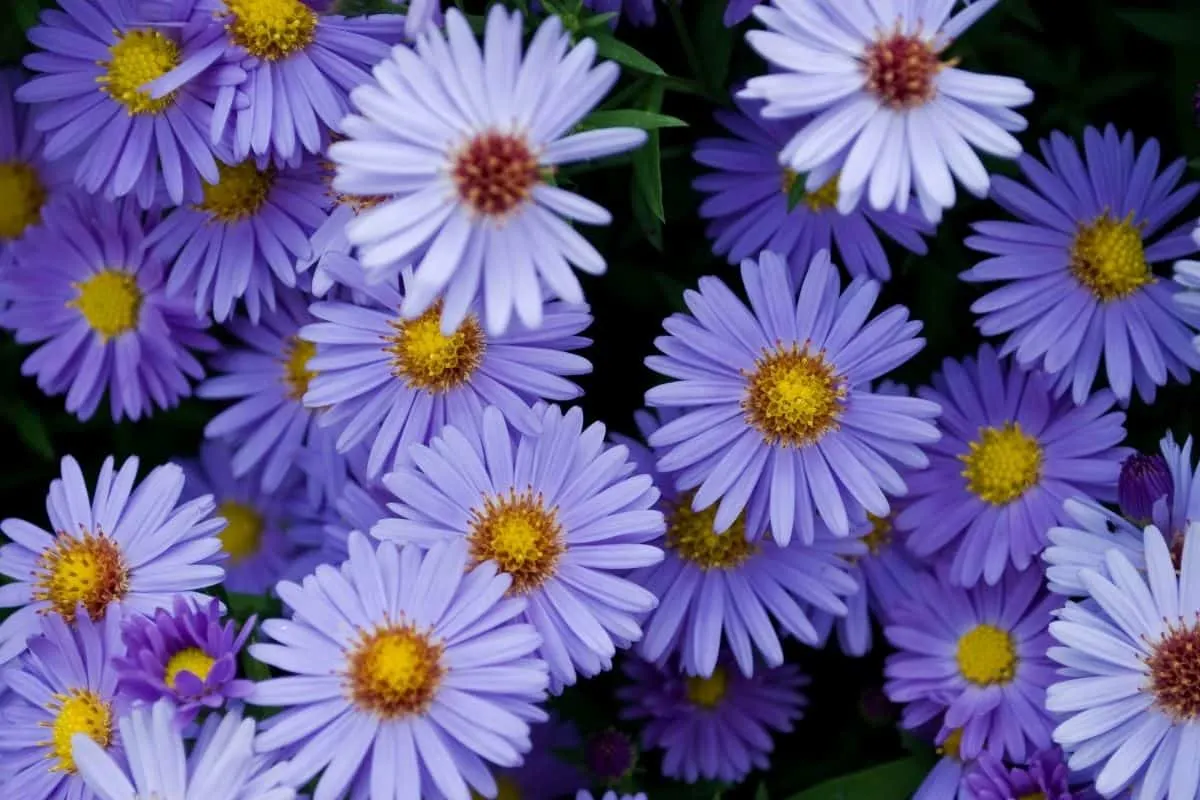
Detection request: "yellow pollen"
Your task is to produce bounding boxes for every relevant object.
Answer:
[387,303,485,393]
[347,624,444,718]
[743,342,846,447]
[224,0,318,61]
[164,647,216,690]
[1069,213,1154,302]
[686,667,729,708]
[34,532,129,621]
[864,513,893,554]
[960,422,1043,506]
[197,160,275,223]
[282,336,318,401]
[782,170,840,212]
[68,270,143,340]
[956,624,1017,686]
[217,500,265,563]
[1018,794,1047,800]
[937,728,964,761]
[41,689,114,774]
[667,490,757,570]
[0,161,46,240]
[468,489,564,595]
[97,29,180,115]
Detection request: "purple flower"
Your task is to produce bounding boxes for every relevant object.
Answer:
[331,6,647,335]
[373,404,665,689]
[582,0,657,26]
[644,249,940,544]
[394,0,444,38]
[0,192,218,422]
[898,345,1129,587]
[694,94,931,281]
[724,0,759,25]
[585,729,636,783]
[113,596,254,722]
[884,567,1058,764]
[0,455,224,666]
[494,715,586,799]
[962,125,1200,404]
[913,729,972,800]
[16,0,242,207]
[964,748,1083,800]
[618,654,807,784]
[146,154,329,322]
[1118,452,1172,525]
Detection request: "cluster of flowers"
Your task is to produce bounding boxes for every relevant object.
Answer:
[0,0,1199,798]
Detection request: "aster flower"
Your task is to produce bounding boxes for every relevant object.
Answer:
[146,154,329,322]
[0,455,224,666]
[180,440,325,595]
[964,748,1084,800]
[73,699,296,800]
[300,277,592,479]
[1119,452,1173,525]
[884,567,1058,764]
[742,0,1031,223]
[644,249,940,544]
[1171,221,1200,327]
[897,345,1129,587]
[492,715,585,800]
[16,0,242,207]
[247,533,549,800]
[0,192,218,422]
[618,654,807,784]
[694,93,932,281]
[0,608,123,799]
[112,596,254,723]
[913,729,971,800]
[962,125,1200,404]
[373,404,664,688]
[620,407,861,676]
[331,6,647,335]
[585,729,637,785]
[397,0,444,38]
[1046,525,1200,799]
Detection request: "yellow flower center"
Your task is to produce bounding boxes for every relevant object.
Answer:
[282,336,318,401]
[1069,213,1153,302]
[0,161,46,240]
[69,270,143,340]
[743,343,846,447]
[217,500,265,563]
[224,0,318,61]
[97,29,180,115]
[956,624,1017,686]
[197,161,275,223]
[937,728,964,761]
[347,624,444,718]
[782,170,839,212]
[864,513,893,554]
[34,533,129,621]
[686,666,728,708]
[468,489,564,595]
[387,303,486,393]
[43,689,114,774]
[960,422,1043,506]
[164,647,216,690]
[667,490,757,570]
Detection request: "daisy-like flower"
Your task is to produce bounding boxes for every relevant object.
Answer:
[618,408,861,677]
[0,193,218,422]
[396,0,444,39]
[72,699,296,800]
[180,440,325,595]
[694,94,932,281]
[247,534,549,800]
[1171,220,1200,330]
[617,654,808,784]
[1046,526,1200,799]
[964,748,1084,800]
[0,608,123,799]
[298,162,389,300]
[0,455,224,666]
[300,278,592,479]
[913,728,972,800]
[113,596,254,723]
[331,6,647,335]
[741,0,1031,223]
[1119,452,1173,525]
[373,404,664,688]
[146,154,329,322]
[897,345,1129,587]
[16,0,242,207]
[199,287,342,501]
[644,249,940,544]
[884,567,1058,764]
[962,126,1200,404]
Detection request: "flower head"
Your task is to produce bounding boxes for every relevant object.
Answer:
[585,729,636,784]
[1119,452,1173,525]
[963,126,1200,404]
[0,455,224,666]
[964,748,1082,800]
[332,6,647,335]
[645,249,940,544]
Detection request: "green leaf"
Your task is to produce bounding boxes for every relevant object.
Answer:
[2,398,53,461]
[692,0,735,93]
[755,782,770,800]
[630,83,665,224]
[1116,10,1200,44]
[580,11,618,30]
[786,757,933,800]
[225,591,282,622]
[786,174,807,212]
[579,109,687,132]
[589,31,667,76]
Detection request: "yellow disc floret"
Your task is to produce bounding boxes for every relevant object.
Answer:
[0,161,46,240]
[224,0,318,61]
[347,624,444,718]
[197,161,275,223]
[782,170,839,212]
[743,343,846,447]
[667,491,757,570]
[34,532,130,621]
[164,647,216,690]
[1069,213,1153,302]
[69,270,143,340]
[216,500,265,562]
[282,336,318,401]
[686,667,729,708]
[468,489,564,595]
[387,303,486,393]
[97,29,180,115]
[956,624,1017,686]
[43,689,114,773]
[960,422,1043,506]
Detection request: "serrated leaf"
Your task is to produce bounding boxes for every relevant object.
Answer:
[579,109,687,131]
[590,30,667,76]
[786,757,932,800]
